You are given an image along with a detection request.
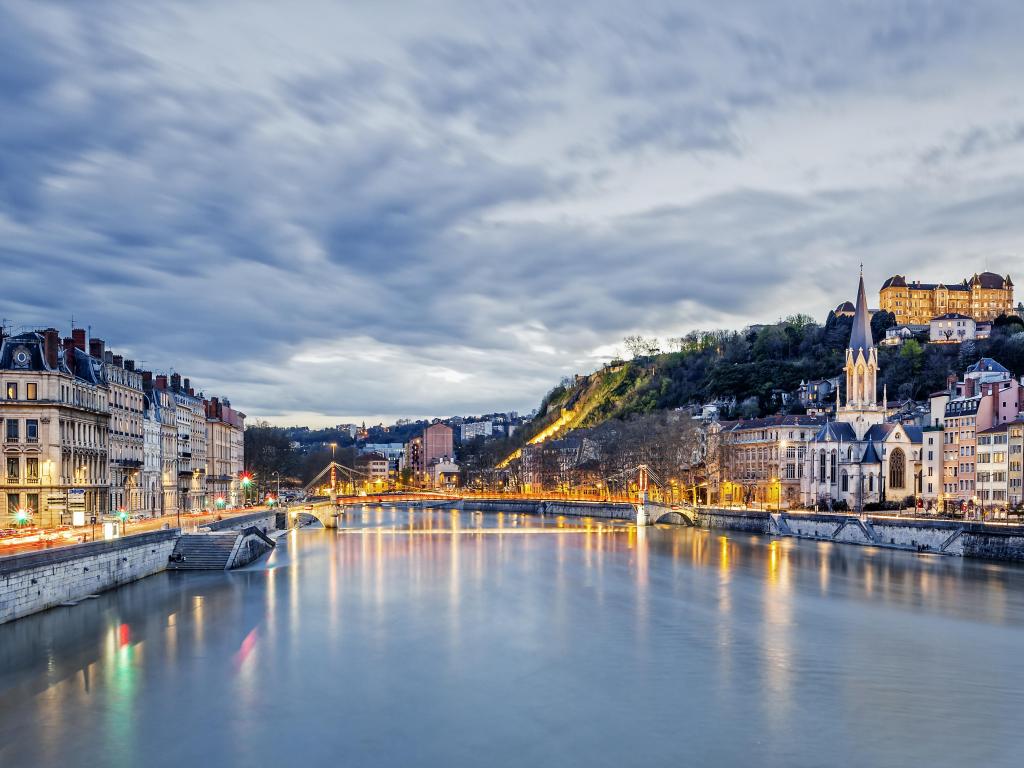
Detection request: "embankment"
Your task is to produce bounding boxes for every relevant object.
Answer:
[0,530,179,624]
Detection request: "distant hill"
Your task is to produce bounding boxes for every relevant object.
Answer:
[506,311,1024,447]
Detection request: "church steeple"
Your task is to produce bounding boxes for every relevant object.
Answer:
[849,265,873,355]
[842,266,881,430]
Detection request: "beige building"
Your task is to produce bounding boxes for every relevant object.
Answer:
[718,415,823,508]
[101,345,145,515]
[1,329,110,527]
[880,272,1013,325]
[205,396,245,507]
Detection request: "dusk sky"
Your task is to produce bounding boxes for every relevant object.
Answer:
[3,0,1024,426]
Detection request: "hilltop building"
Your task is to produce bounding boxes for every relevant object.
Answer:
[879,271,1013,325]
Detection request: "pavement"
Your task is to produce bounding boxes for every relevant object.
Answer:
[0,506,275,558]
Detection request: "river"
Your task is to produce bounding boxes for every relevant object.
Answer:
[2,506,1023,767]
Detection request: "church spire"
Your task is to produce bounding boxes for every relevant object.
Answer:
[849,269,873,354]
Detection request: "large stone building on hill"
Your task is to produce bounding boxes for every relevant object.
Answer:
[879,271,1013,324]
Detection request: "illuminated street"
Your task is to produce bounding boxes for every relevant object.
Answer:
[2,506,1024,767]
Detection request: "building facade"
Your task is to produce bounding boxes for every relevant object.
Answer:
[929,313,976,343]
[718,416,823,507]
[102,345,144,515]
[802,273,924,510]
[205,396,245,507]
[1,329,110,527]
[880,272,1013,325]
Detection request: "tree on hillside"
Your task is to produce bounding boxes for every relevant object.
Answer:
[623,335,661,358]
[871,310,897,343]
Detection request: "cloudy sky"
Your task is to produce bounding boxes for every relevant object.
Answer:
[3,1,1024,425]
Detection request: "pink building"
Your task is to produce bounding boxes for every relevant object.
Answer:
[423,422,454,465]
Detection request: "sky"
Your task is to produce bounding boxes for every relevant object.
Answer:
[3,0,1024,427]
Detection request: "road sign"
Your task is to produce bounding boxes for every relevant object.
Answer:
[68,489,86,508]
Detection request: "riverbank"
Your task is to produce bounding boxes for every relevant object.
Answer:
[0,511,285,625]
[458,499,1024,563]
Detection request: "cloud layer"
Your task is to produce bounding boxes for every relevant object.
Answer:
[3,0,1024,424]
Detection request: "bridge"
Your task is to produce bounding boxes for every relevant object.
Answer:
[292,458,695,529]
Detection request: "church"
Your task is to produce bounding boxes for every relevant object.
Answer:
[801,272,923,509]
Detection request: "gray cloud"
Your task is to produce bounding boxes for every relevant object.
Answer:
[2,0,1024,424]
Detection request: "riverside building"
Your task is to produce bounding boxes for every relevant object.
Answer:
[0,328,110,526]
[2,323,244,528]
[802,272,925,510]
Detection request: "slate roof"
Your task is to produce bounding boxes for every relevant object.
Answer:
[931,312,973,321]
[849,273,874,354]
[882,272,1011,292]
[966,357,1010,375]
[814,422,856,442]
[861,441,882,463]
[864,423,923,444]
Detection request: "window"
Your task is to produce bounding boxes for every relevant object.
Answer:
[889,449,906,490]
[26,420,38,443]
[26,458,38,482]
[5,382,16,400]
[26,382,37,401]
[5,420,18,442]
[841,471,848,492]
[26,493,38,513]
[6,493,19,515]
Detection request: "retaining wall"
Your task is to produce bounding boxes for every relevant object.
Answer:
[695,508,771,534]
[0,530,179,625]
[204,512,278,534]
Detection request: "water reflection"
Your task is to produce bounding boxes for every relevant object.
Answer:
[1,509,1023,768]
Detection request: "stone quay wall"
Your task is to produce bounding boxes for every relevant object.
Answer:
[0,530,179,625]
[694,508,771,534]
[460,499,635,519]
[204,511,279,534]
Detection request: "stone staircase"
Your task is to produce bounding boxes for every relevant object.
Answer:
[166,533,240,571]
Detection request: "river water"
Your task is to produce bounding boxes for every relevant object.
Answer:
[2,507,1023,767]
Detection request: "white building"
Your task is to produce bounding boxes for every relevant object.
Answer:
[459,420,493,441]
[142,392,162,516]
[930,313,976,344]
[102,346,145,515]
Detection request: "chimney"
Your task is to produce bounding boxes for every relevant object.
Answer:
[104,351,113,365]
[156,374,168,390]
[124,359,135,371]
[170,373,181,391]
[89,337,105,359]
[43,328,59,369]
[188,387,195,397]
[965,378,976,398]
[183,377,191,392]
[72,328,87,352]
[142,371,153,388]
[112,354,123,367]
[63,337,77,374]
